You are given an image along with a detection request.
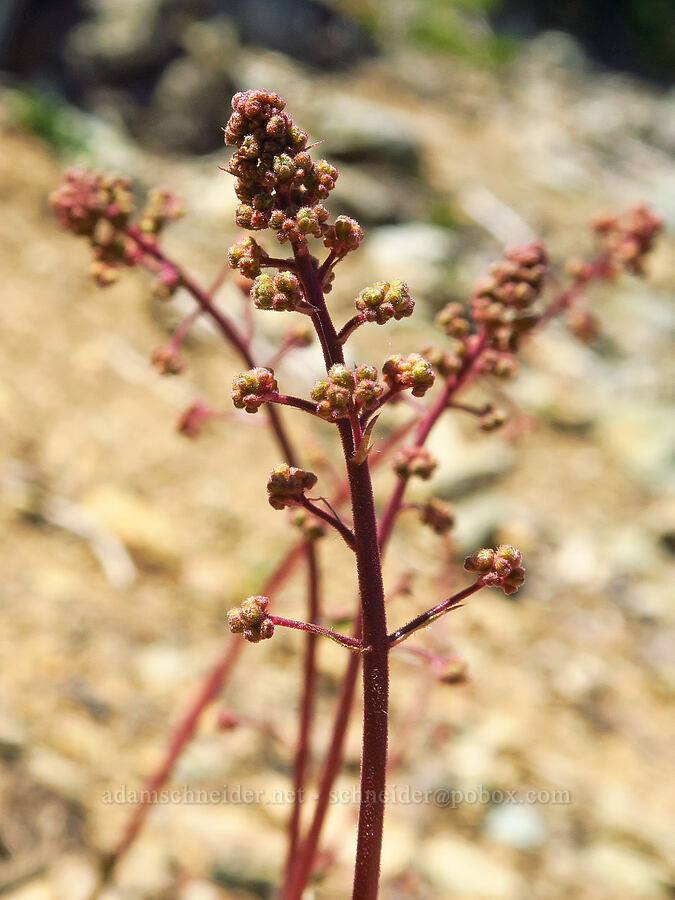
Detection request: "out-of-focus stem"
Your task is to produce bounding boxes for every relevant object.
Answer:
[284,545,320,877]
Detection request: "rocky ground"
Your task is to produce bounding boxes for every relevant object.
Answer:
[0,26,674,900]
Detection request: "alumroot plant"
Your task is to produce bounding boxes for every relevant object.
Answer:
[50,89,662,900]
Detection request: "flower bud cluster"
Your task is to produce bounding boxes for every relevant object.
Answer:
[140,188,183,234]
[477,406,507,432]
[324,215,364,254]
[436,302,470,338]
[355,280,415,325]
[477,349,518,379]
[311,364,384,421]
[227,236,266,278]
[50,168,141,286]
[392,446,437,481]
[150,263,181,300]
[464,544,525,595]
[227,596,274,643]
[223,89,345,247]
[251,271,304,311]
[469,241,548,361]
[382,354,435,397]
[176,401,211,438]
[421,342,466,378]
[151,343,185,375]
[50,168,133,237]
[231,367,278,413]
[592,205,662,275]
[266,464,318,510]
[418,498,455,535]
[565,307,599,343]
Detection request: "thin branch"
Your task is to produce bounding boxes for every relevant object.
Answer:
[267,615,368,652]
[260,256,299,272]
[318,248,340,282]
[336,313,365,344]
[266,392,320,417]
[207,260,231,297]
[302,498,356,549]
[447,401,491,417]
[387,580,484,647]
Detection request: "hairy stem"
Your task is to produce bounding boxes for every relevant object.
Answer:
[388,580,484,646]
[268,614,367,651]
[302,498,356,548]
[293,245,389,900]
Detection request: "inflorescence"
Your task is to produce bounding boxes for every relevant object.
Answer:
[464,545,526,595]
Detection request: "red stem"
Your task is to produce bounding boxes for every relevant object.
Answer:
[284,545,320,876]
[302,498,356,548]
[125,226,299,465]
[268,614,367,651]
[107,641,242,866]
[268,392,320,417]
[336,312,365,344]
[387,580,484,646]
[293,245,390,900]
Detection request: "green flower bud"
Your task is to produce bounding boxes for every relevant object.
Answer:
[231,367,277,413]
[382,353,435,397]
[355,280,415,325]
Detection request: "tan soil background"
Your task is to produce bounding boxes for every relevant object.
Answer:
[1,35,674,900]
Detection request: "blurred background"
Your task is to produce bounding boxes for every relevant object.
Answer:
[0,1,673,898]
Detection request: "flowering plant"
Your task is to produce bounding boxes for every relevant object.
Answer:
[51,89,662,899]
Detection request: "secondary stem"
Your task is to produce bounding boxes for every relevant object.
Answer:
[388,580,483,646]
[284,544,320,877]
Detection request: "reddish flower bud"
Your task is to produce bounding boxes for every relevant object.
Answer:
[266,464,318,510]
[393,446,437,481]
[353,365,384,409]
[324,215,363,253]
[436,302,470,338]
[464,546,525,595]
[382,353,435,397]
[140,188,183,234]
[311,365,355,421]
[418,497,455,535]
[478,407,507,432]
[176,401,211,438]
[227,235,265,278]
[151,344,185,375]
[421,343,465,378]
[593,205,662,275]
[227,595,274,643]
